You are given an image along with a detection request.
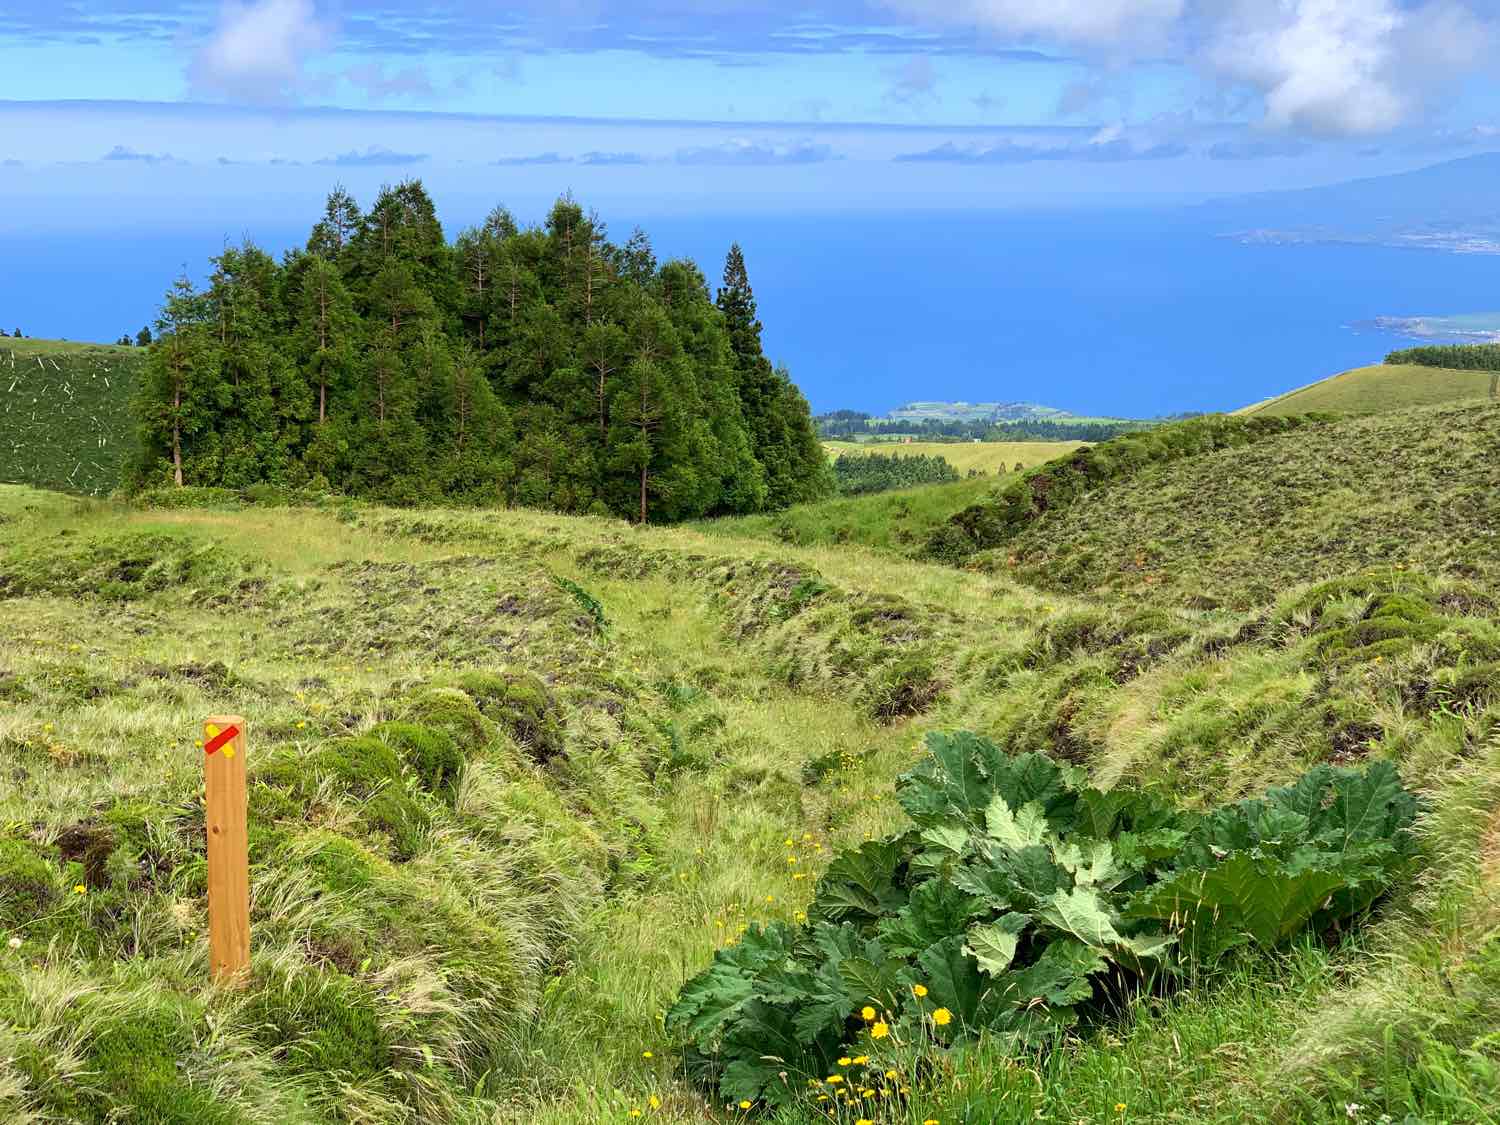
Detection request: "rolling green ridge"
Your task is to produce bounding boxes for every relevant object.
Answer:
[961,400,1500,609]
[1239,362,1496,417]
[0,339,143,497]
[2,379,1499,1123]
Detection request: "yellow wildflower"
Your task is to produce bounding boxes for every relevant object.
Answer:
[642,1051,653,1059]
[72,885,86,895]
[739,1101,752,1110]
[629,1111,642,1119]
[932,1007,952,1026]
[852,1055,869,1065]
[912,983,928,997]
[871,1021,889,1039]
[826,1075,844,1085]
[1115,1105,1127,1114]
[861,1005,876,1021]
[838,1057,852,1066]
[648,1095,660,1109]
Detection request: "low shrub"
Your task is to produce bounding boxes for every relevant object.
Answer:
[667,731,1417,1110]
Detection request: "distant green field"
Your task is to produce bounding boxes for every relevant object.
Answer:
[1239,362,1495,417]
[823,439,1083,475]
[0,338,142,496]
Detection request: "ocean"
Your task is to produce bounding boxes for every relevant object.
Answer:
[7,206,1500,417]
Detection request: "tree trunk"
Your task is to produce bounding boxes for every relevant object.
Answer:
[319,380,327,424]
[639,465,648,525]
[172,381,184,487]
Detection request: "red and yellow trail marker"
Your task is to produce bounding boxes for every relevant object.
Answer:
[202,715,250,987]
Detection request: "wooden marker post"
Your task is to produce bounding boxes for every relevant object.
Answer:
[202,716,250,986]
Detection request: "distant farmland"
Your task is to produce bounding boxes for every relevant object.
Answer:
[0,339,142,496]
[823,439,1084,475]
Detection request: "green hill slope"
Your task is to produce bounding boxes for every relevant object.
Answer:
[2,400,1498,1122]
[966,400,1500,608]
[1240,362,1495,416]
[0,339,142,496]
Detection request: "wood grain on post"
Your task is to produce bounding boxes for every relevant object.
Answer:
[203,715,250,987]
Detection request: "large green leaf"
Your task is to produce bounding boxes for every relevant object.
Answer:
[917,934,984,1026]
[810,838,910,925]
[896,731,1008,827]
[986,796,1049,850]
[666,923,798,1042]
[1035,886,1124,948]
[1007,937,1106,1007]
[1127,854,1348,950]
[878,878,984,956]
[964,912,1030,976]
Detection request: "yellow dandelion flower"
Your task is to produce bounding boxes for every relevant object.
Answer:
[912,983,928,997]
[1115,1104,1127,1113]
[739,1100,752,1110]
[648,1095,660,1109]
[861,1005,876,1021]
[838,1057,852,1067]
[72,885,87,895]
[629,1111,642,1119]
[931,1007,952,1026]
[852,1055,869,1065]
[924,1119,941,1125]
[871,1021,889,1039]
[885,1069,898,1079]
[826,1075,844,1085]
[642,1050,653,1059]
[857,1119,874,1125]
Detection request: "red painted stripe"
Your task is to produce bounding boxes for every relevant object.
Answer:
[204,725,240,756]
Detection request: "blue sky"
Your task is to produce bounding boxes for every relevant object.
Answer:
[5,2,1500,412]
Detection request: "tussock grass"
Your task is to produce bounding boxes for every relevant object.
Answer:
[2,470,1498,1122]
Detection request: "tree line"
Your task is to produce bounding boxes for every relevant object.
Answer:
[814,412,1154,443]
[831,451,960,495]
[131,182,830,522]
[1386,344,1500,371]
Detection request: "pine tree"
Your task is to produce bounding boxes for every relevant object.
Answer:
[716,244,828,509]
[137,276,215,487]
[136,326,152,347]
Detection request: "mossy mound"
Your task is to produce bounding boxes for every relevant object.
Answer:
[254,737,432,860]
[0,837,57,930]
[450,669,566,763]
[396,686,495,748]
[370,720,465,803]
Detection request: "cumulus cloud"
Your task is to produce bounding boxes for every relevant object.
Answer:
[188,0,333,102]
[1207,0,1492,135]
[882,0,1494,136]
[895,125,1187,163]
[314,145,427,167]
[675,139,837,165]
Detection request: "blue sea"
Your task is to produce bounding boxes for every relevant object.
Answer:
[7,206,1500,417]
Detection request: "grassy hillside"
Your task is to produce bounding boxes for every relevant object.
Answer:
[2,392,1499,1122]
[0,338,142,496]
[692,474,997,553]
[1240,362,1496,416]
[824,439,1083,475]
[969,400,1500,609]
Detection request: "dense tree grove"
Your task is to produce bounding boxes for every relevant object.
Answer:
[1386,343,1500,370]
[131,182,830,521]
[831,451,960,495]
[815,412,1154,442]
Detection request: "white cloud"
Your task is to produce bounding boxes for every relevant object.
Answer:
[882,0,1494,136]
[188,0,333,102]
